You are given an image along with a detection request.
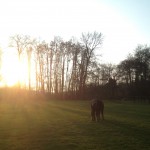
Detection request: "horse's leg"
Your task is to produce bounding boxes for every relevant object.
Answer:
[101,108,104,120]
[96,110,100,122]
[91,108,96,121]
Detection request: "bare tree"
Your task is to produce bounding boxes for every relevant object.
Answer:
[10,35,30,62]
[10,34,30,87]
[68,41,81,96]
[79,32,103,96]
[26,38,36,90]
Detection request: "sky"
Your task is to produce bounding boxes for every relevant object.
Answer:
[0,0,150,64]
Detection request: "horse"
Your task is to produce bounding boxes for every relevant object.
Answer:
[91,99,104,122]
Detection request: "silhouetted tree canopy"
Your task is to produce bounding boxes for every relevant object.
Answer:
[0,34,150,102]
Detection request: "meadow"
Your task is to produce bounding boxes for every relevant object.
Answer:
[0,97,150,150]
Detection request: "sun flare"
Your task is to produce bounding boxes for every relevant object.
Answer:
[1,48,31,87]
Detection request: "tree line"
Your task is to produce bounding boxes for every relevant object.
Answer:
[1,32,150,101]
[4,32,103,99]
[88,44,150,101]
[116,45,150,101]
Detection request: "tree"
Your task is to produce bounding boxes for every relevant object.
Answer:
[33,41,47,92]
[117,56,135,85]
[67,40,81,97]
[50,37,63,95]
[134,45,150,81]
[26,37,36,90]
[79,31,103,96]
[10,34,30,87]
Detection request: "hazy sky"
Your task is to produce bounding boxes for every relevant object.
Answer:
[0,0,150,64]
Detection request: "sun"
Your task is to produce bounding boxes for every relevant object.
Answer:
[1,48,29,87]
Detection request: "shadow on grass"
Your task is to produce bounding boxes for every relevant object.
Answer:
[74,117,150,150]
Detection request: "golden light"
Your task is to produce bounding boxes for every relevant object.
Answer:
[1,48,29,87]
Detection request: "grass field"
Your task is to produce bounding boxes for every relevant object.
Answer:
[0,97,150,150]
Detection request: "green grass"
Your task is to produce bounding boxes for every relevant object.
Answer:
[0,98,150,150]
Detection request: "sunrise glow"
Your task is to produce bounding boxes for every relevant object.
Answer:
[1,48,32,87]
[0,0,149,87]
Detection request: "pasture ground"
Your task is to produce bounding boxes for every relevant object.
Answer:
[0,97,150,150]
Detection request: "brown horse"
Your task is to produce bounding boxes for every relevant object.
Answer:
[91,99,104,122]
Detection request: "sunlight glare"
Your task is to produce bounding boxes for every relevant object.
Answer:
[1,48,29,87]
